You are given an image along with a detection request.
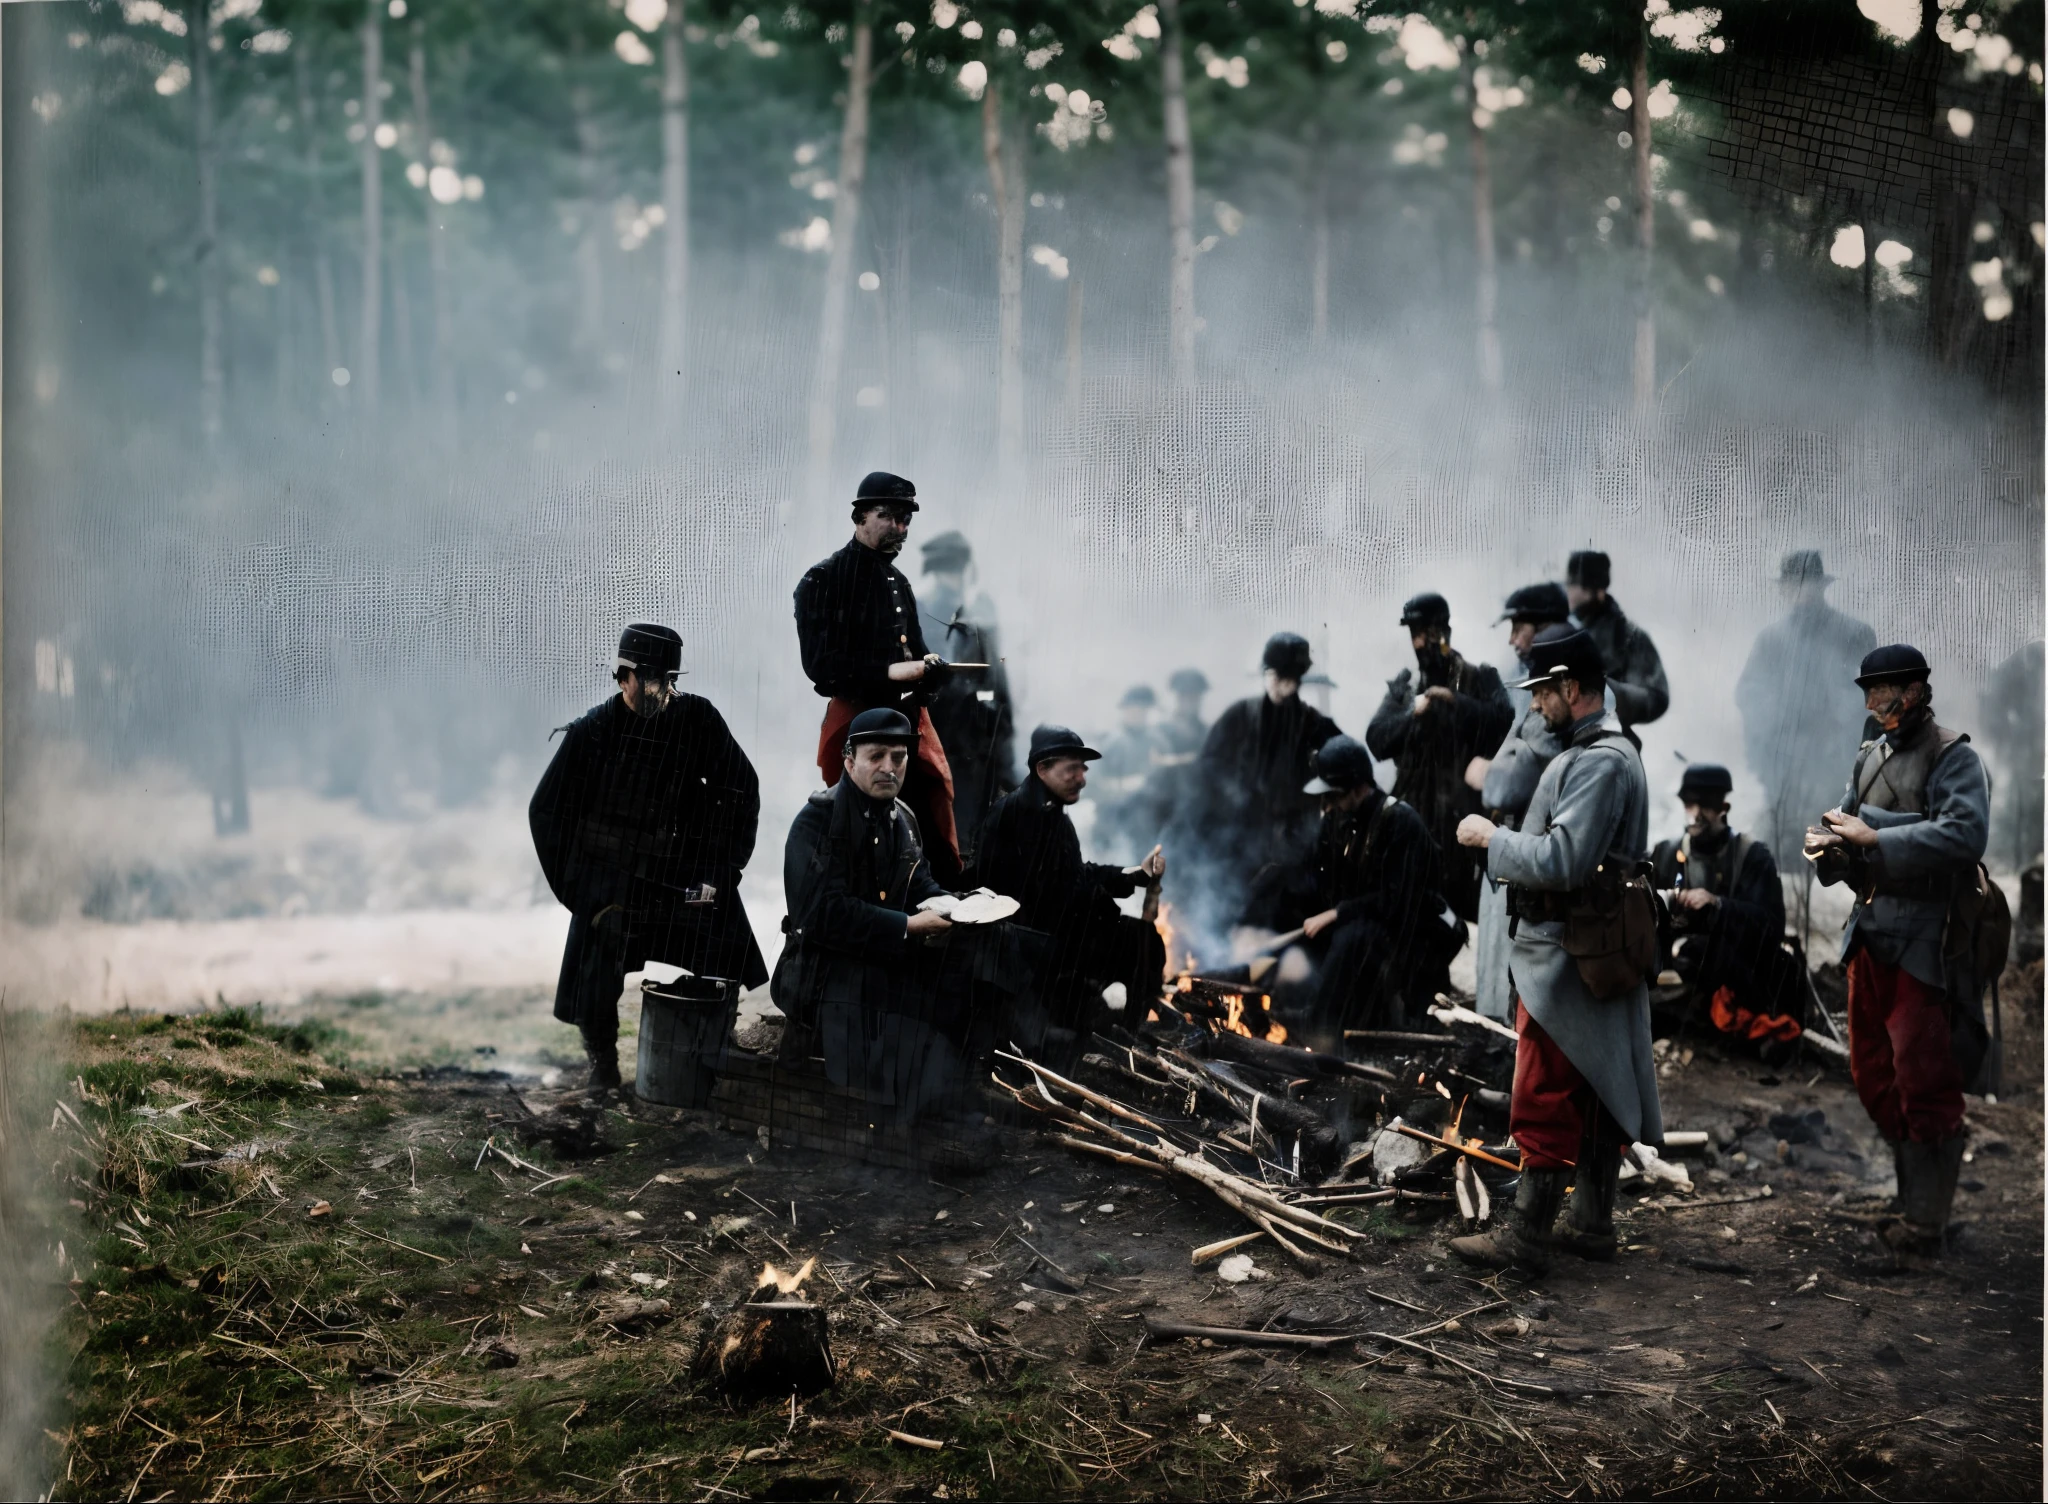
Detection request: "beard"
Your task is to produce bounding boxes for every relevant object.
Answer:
[632,683,674,719]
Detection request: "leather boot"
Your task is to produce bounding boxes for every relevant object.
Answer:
[1884,1135,1965,1254]
[581,1026,624,1094]
[1450,1168,1566,1274]
[1557,1107,1624,1261]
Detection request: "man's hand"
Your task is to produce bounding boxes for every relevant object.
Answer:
[1821,809,1879,849]
[1136,844,1166,882]
[1674,888,1718,914]
[1456,813,1497,850]
[887,659,928,683]
[1464,755,1491,791]
[906,910,953,938]
[1302,907,1342,939]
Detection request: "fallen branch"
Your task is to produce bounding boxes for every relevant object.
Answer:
[1389,1122,1522,1173]
[1143,1317,1353,1350]
[1191,1230,1266,1264]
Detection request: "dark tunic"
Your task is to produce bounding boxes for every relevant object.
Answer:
[1365,650,1513,922]
[793,538,931,710]
[1573,596,1670,733]
[1178,695,1343,925]
[973,775,1163,1024]
[1650,827,1798,1017]
[529,693,767,1028]
[1736,598,1877,863]
[918,583,1017,854]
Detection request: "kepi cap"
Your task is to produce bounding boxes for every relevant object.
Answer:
[1677,763,1734,803]
[617,622,682,677]
[1496,581,1571,626]
[1168,667,1210,697]
[1399,592,1452,630]
[1304,735,1374,795]
[921,529,972,570]
[844,707,918,748]
[1262,632,1313,679]
[1119,684,1158,709]
[1567,550,1611,591]
[1028,724,1102,766]
[1855,643,1931,688]
[854,470,919,511]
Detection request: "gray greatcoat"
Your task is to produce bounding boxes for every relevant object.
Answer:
[1486,708,1664,1147]
[1473,702,1568,1020]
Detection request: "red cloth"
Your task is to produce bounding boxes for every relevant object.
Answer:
[815,697,962,884]
[1508,1000,1598,1171]
[1708,985,1803,1043]
[1847,949,1964,1143]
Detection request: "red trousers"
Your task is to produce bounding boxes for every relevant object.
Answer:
[1508,1000,1613,1171]
[1847,949,1964,1143]
[816,697,961,884]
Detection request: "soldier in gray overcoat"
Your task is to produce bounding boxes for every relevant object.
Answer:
[1448,626,1663,1274]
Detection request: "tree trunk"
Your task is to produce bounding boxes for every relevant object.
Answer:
[806,3,873,501]
[410,18,457,428]
[1628,18,1654,412]
[1464,59,1500,389]
[1064,273,1085,418]
[660,0,690,386]
[982,81,1025,484]
[295,46,344,401]
[1158,0,1197,383]
[571,85,607,365]
[190,0,224,446]
[359,0,384,418]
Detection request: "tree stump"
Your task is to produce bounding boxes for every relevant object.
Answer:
[693,1300,834,1401]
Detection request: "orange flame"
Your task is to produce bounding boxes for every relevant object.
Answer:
[1213,992,1289,1046]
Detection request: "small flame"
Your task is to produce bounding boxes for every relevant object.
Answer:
[1155,902,1179,978]
[1211,992,1287,1045]
[754,1257,816,1298]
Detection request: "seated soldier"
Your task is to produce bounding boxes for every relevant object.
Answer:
[1258,735,1464,1050]
[772,708,1002,1124]
[1651,763,1805,1052]
[973,725,1168,1048]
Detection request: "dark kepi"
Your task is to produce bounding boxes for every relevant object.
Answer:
[1567,550,1611,592]
[1303,734,1374,794]
[617,622,683,676]
[1678,763,1734,804]
[854,470,919,510]
[844,707,918,747]
[1028,724,1102,766]
[1399,592,1452,630]
[1855,643,1931,687]
[1119,684,1158,709]
[1262,632,1314,679]
[921,529,972,571]
[1496,582,1571,626]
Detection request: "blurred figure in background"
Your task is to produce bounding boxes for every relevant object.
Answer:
[1159,668,1212,757]
[530,623,768,1092]
[1468,587,1575,1020]
[916,529,1016,864]
[1737,550,1876,888]
[1093,685,1166,863]
[1649,764,1805,1053]
[1979,638,2044,871]
[1367,591,1513,923]
[1566,550,1669,741]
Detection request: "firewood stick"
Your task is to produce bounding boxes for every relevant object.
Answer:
[1389,1122,1522,1173]
[1143,1317,1351,1350]
[1191,1230,1267,1264]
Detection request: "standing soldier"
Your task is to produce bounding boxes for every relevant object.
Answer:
[1159,668,1212,757]
[1736,550,1877,877]
[916,529,1016,862]
[1178,633,1342,926]
[529,624,768,1092]
[1449,628,1662,1274]
[1650,764,1804,1049]
[1093,685,1165,862]
[1467,586,1574,1021]
[1566,550,1669,739]
[794,471,965,885]
[1366,592,1513,922]
[1807,645,1994,1255]
[1979,639,2044,871]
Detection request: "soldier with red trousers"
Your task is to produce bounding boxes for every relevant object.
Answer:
[1808,644,1993,1255]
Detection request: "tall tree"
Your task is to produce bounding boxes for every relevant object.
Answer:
[805,0,874,499]
[1158,0,1197,382]
[660,0,691,386]
[1461,49,1502,388]
[981,73,1026,478]
[189,0,225,445]
[293,43,345,400]
[409,12,457,426]
[359,0,384,417]
[1627,6,1653,410]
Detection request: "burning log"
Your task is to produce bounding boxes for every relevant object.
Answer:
[693,1262,834,1402]
[1201,1027,1396,1085]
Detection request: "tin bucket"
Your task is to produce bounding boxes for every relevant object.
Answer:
[636,973,739,1108]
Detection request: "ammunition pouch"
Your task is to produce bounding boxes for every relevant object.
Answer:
[1510,862,1663,1001]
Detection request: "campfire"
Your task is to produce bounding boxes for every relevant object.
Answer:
[752,1257,816,1300]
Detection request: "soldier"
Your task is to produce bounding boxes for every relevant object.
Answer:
[1736,550,1877,875]
[1179,633,1343,927]
[771,709,983,1124]
[1649,764,1804,1049]
[1807,645,1993,1255]
[1093,686,1165,862]
[916,529,1016,859]
[529,624,768,1092]
[1980,639,2044,870]
[1366,592,1513,923]
[1159,668,1212,757]
[1565,550,1669,738]
[793,470,964,885]
[1449,628,1662,1274]
[1467,587,1575,1021]
[1260,735,1461,1049]
[973,724,1168,1042]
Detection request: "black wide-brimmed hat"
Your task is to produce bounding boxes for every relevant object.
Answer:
[1399,592,1452,630]
[1855,643,1931,688]
[1496,581,1571,625]
[844,707,918,747]
[1779,549,1834,584]
[617,623,682,676]
[1262,632,1313,679]
[1513,625,1605,690]
[1304,734,1374,795]
[1678,763,1734,804]
[854,470,919,511]
[1567,550,1611,591]
[1028,724,1102,766]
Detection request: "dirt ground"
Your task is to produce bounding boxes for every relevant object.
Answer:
[35,962,2045,1502]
